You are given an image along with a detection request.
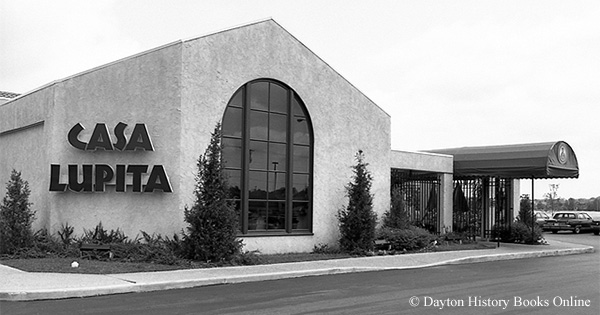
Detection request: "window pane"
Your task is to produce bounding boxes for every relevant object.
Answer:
[229,89,243,108]
[293,174,309,200]
[293,118,310,145]
[268,171,286,200]
[229,200,241,231]
[292,95,306,117]
[269,143,287,171]
[222,138,242,168]
[267,201,286,230]
[292,202,310,230]
[269,113,287,142]
[270,83,288,114]
[222,107,243,138]
[248,171,267,199]
[249,141,268,170]
[248,201,267,231]
[224,169,241,199]
[250,110,268,140]
[293,145,309,173]
[250,82,268,111]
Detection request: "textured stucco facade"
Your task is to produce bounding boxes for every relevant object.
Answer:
[0,20,392,254]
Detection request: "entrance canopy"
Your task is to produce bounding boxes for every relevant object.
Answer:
[427,141,579,179]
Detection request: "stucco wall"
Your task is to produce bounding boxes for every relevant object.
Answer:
[0,87,52,231]
[44,43,183,236]
[390,150,453,174]
[181,20,391,254]
[0,87,48,134]
[0,124,48,230]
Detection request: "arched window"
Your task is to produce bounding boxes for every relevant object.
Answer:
[222,79,313,235]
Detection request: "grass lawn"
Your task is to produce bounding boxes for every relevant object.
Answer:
[0,242,494,274]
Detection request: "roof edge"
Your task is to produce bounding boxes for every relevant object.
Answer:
[3,40,183,105]
[425,141,559,153]
[181,17,274,43]
[5,18,388,119]
[183,18,390,118]
[392,149,453,158]
[269,19,391,118]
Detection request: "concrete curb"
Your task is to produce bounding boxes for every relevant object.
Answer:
[0,245,594,301]
[442,246,594,265]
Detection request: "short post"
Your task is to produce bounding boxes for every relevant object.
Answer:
[531,177,535,244]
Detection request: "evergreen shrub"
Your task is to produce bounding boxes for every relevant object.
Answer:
[182,124,242,262]
[377,226,439,251]
[491,222,543,244]
[382,187,411,229]
[0,170,36,255]
[338,150,377,254]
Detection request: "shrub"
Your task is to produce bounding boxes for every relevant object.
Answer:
[182,124,242,262]
[510,221,543,244]
[229,250,265,266]
[110,242,180,265]
[382,187,411,229]
[491,222,543,244]
[490,224,512,242]
[80,222,129,244]
[338,150,377,254]
[518,194,534,226]
[30,229,63,256]
[377,226,439,251]
[312,243,341,254]
[0,170,36,255]
[440,231,472,243]
[57,222,75,245]
[3,228,78,259]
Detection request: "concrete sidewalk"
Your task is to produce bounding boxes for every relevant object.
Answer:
[0,239,593,301]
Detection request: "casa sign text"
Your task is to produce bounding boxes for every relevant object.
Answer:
[49,122,172,193]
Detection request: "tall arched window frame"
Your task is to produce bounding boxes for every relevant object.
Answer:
[221,79,313,235]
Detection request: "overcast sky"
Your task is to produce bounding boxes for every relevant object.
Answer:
[1,0,598,199]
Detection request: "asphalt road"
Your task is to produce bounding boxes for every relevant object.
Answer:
[1,233,598,315]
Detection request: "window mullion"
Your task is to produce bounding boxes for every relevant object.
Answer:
[286,90,293,233]
[242,85,250,234]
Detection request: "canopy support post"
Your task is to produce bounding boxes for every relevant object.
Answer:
[531,177,535,244]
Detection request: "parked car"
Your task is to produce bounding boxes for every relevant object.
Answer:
[534,211,550,226]
[592,220,600,235]
[586,212,600,235]
[542,211,594,234]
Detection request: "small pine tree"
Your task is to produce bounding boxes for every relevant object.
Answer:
[382,187,411,229]
[182,124,242,262]
[338,150,377,253]
[518,194,533,226]
[0,170,35,255]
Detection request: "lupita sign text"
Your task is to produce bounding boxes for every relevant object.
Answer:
[49,122,172,193]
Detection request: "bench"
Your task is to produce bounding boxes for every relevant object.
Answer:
[80,243,112,259]
[373,239,391,251]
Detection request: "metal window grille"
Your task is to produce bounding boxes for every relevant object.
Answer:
[453,177,512,238]
[391,169,441,233]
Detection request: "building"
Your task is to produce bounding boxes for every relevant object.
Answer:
[0,19,578,254]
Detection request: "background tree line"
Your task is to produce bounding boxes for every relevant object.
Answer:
[533,196,599,213]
